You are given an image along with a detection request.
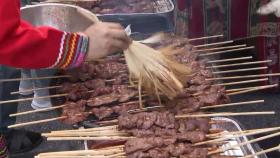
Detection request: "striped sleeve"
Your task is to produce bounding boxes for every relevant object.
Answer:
[0,135,8,158]
[48,32,89,69]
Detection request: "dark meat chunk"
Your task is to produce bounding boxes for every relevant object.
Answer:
[153,127,176,137]
[177,118,210,133]
[95,62,127,79]
[112,74,129,85]
[87,93,119,107]
[188,148,208,158]
[61,100,88,124]
[91,107,114,120]
[166,143,193,157]
[127,151,150,158]
[126,129,155,137]
[167,98,202,114]
[67,84,90,101]
[112,85,138,102]
[148,148,169,158]
[90,87,113,98]
[177,131,206,143]
[124,137,164,154]
[155,112,175,129]
[84,79,106,90]
[112,102,139,114]
[198,85,230,106]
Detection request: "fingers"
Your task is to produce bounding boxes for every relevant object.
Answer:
[108,29,131,43]
[103,22,124,30]
[257,2,277,15]
[109,39,130,51]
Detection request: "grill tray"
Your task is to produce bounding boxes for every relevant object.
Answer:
[83,117,267,158]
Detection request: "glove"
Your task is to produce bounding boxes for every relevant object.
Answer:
[257,0,280,17]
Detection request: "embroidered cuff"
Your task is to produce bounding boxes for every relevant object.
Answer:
[49,32,89,69]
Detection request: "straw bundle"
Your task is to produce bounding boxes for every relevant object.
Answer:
[124,41,191,99]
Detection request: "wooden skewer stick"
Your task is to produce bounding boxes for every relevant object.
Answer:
[207,56,253,64]
[207,73,280,81]
[207,60,272,69]
[51,125,118,133]
[11,85,63,95]
[194,40,234,49]
[175,111,275,118]
[199,46,255,57]
[227,84,278,96]
[0,75,71,82]
[226,85,274,93]
[47,136,134,141]
[38,147,124,156]
[188,34,224,42]
[216,78,268,86]
[200,100,264,110]
[8,116,67,128]
[194,126,280,146]
[208,131,280,155]
[194,44,246,53]
[0,93,69,105]
[212,66,268,75]
[9,104,68,117]
[243,144,280,158]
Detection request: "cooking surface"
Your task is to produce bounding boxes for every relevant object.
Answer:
[11,91,280,158]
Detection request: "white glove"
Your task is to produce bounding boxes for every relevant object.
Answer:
[257,0,280,17]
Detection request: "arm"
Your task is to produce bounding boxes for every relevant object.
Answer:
[0,0,88,69]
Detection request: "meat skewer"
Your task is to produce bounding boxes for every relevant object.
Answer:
[8,99,262,118]
[207,73,280,81]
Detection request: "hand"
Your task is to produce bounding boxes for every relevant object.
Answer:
[257,0,280,17]
[84,22,131,60]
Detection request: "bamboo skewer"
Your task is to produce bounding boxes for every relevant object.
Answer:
[227,84,278,96]
[208,131,280,155]
[199,46,255,57]
[193,44,246,53]
[47,136,134,141]
[207,56,253,64]
[216,78,268,86]
[9,104,68,117]
[8,116,67,128]
[11,85,63,95]
[200,100,264,110]
[207,73,280,81]
[243,144,280,158]
[212,66,268,75]
[194,126,280,146]
[207,60,272,69]
[175,111,275,118]
[188,34,224,42]
[194,40,234,48]
[226,86,266,93]
[0,75,71,82]
[0,93,69,105]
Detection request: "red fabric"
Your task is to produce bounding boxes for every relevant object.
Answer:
[0,0,64,69]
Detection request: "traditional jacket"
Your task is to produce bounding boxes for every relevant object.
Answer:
[0,0,89,69]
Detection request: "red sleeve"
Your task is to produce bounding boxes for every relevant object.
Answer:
[0,0,89,69]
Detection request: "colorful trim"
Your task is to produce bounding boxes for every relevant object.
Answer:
[0,135,8,158]
[49,32,89,69]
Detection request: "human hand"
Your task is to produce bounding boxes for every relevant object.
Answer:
[84,22,131,60]
[257,0,280,17]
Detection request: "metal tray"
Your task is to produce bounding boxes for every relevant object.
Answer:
[98,0,175,35]
[83,117,267,157]
[212,117,267,158]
